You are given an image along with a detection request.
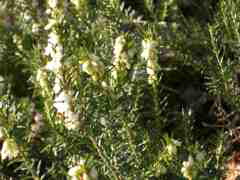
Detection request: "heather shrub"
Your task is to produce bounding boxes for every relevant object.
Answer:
[0,0,239,179]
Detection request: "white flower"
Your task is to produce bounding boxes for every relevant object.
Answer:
[147,74,158,84]
[44,32,62,56]
[101,81,110,90]
[23,13,31,22]
[166,144,177,155]
[166,139,181,155]
[147,59,159,79]
[65,112,80,130]
[48,32,60,46]
[53,91,72,113]
[68,165,83,178]
[36,69,47,88]
[53,87,81,130]
[68,161,87,180]
[53,90,81,130]
[32,23,40,33]
[141,39,157,60]
[44,58,62,72]
[53,47,64,61]
[81,54,105,81]
[114,35,125,57]
[113,35,130,71]
[65,111,78,120]
[68,161,98,180]
[45,50,63,73]
[70,0,80,9]
[111,69,118,80]
[141,39,159,84]
[65,121,81,130]
[111,35,131,83]
[44,32,63,73]
[48,0,58,9]
[44,44,53,57]
[44,19,57,30]
[53,101,70,114]
[53,76,62,94]
[1,138,19,160]
[181,156,195,179]
[68,165,81,176]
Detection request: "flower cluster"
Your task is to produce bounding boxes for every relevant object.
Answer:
[38,1,80,130]
[141,39,159,84]
[44,0,63,72]
[53,87,80,130]
[111,35,161,85]
[112,35,130,79]
[113,35,130,69]
[44,31,63,73]
[50,68,80,130]
[0,0,233,179]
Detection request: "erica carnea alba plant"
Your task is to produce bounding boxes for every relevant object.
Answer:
[0,0,238,179]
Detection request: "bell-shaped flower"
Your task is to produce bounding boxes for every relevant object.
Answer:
[141,39,159,84]
[181,156,196,180]
[1,138,19,160]
[48,0,58,9]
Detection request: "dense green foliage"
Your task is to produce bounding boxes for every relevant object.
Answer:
[0,0,239,179]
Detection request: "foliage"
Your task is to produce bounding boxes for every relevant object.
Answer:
[0,0,239,179]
